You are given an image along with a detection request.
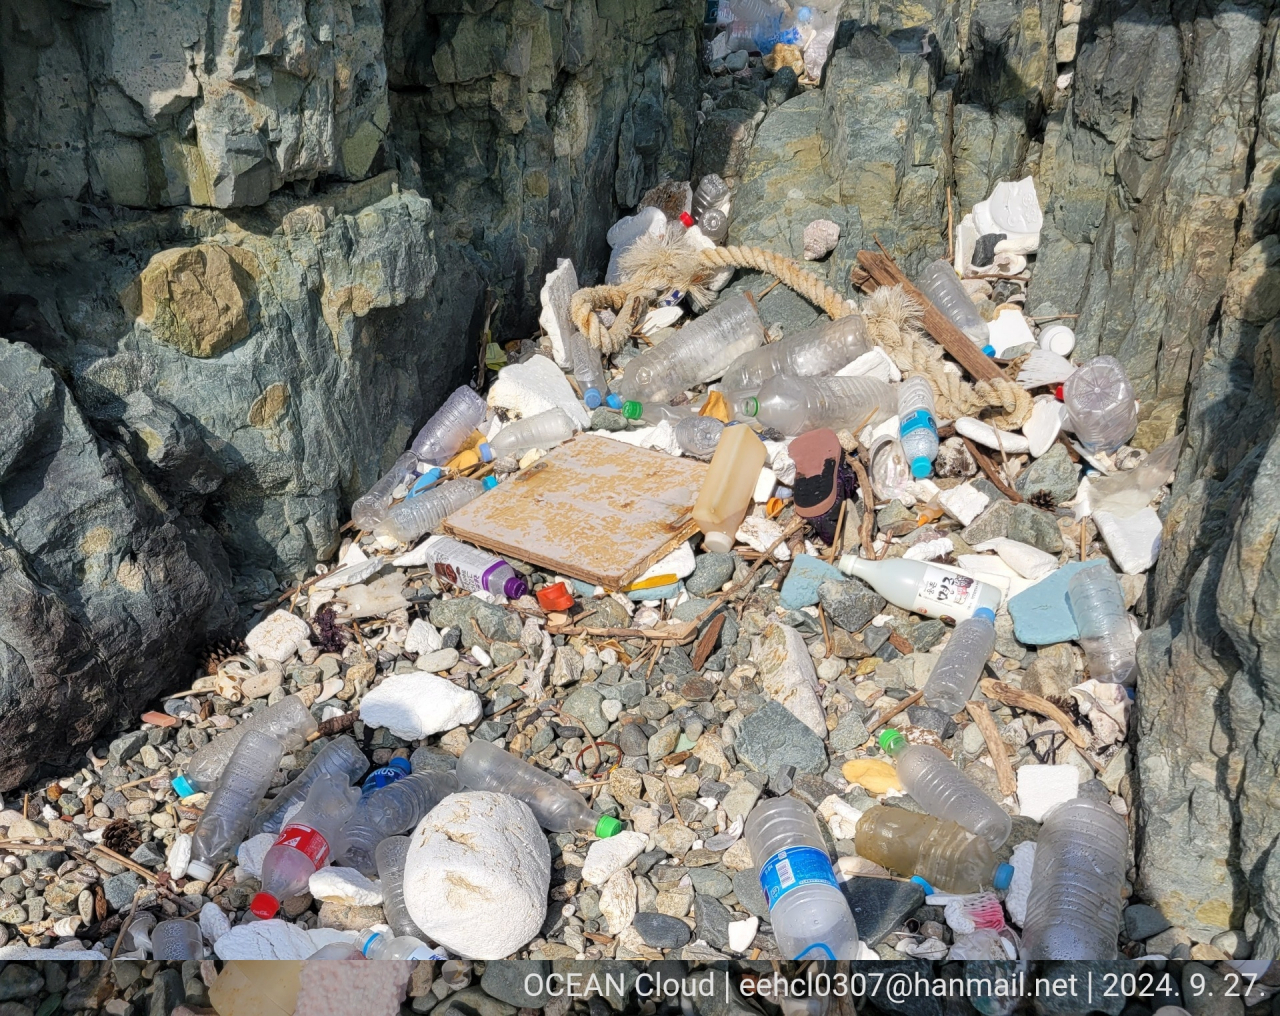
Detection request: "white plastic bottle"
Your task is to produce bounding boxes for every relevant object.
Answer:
[411,535,528,598]
[738,374,897,435]
[837,556,1002,622]
[719,316,871,396]
[1066,564,1137,683]
[878,728,1011,849]
[187,730,284,881]
[351,451,418,532]
[373,478,488,545]
[897,376,939,478]
[456,741,623,837]
[151,919,206,960]
[566,333,621,410]
[336,770,460,875]
[1062,355,1138,453]
[921,608,996,714]
[251,734,370,836]
[479,407,577,462]
[179,695,317,794]
[411,387,488,464]
[376,836,427,939]
[357,929,446,961]
[619,294,766,403]
[917,259,991,351]
[1021,798,1128,960]
[674,416,725,459]
[744,798,859,959]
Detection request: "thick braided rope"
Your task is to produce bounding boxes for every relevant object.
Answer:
[699,246,852,320]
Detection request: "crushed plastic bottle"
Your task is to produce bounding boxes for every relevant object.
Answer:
[719,315,871,396]
[744,797,859,959]
[692,423,767,554]
[736,374,897,436]
[357,929,446,961]
[917,259,991,351]
[337,770,460,875]
[373,477,486,545]
[837,556,1002,622]
[1067,564,1137,684]
[920,608,997,715]
[180,695,317,794]
[854,805,1014,894]
[1062,355,1138,454]
[351,450,419,532]
[620,401,697,425]
[879,728,1011,849]
[251,773,362,919]
[151,919,205,960]
[410,535,529,599]
[619,294,765,404]
[567,332,621,410]
[376,835,427,939]
[187,729,284,881]
[674,415,725,459]
[456,740,622,836]
[480,407,577,462]
[250,735,369,837]
[1020,798,1128,960]
[410,386,488,464]
[898,376,939,478]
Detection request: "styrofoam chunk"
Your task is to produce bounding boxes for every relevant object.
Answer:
[634,541,696,584]
[538,258,579,368]
[955,417,1031,454]
[1003,841,1037,926]
[973,538,1059,580]
[640,306,684,334]
[837,347,901,383]
[236,832,275,878]
[986,177,1044,236]
[937,483,990,526]
[488,354,592,430]
[986,308,1037,357]
[1016,764,1079,822]
[245,610,310,663]
[199,901,232,944]
[309,866,384,906]
[359,672,483,740]
[904,537,955,562]
[402,618,444,654]
[753,466,777,503]
[1094,507,1162,574]
[736,516,792,560]
[214,919,317,960]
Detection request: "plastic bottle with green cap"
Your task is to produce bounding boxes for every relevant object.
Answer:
[620,401,696,424]
[920,606,997,714]
[455,740,623,838]
[897,376,939,479]
[854,805,1014,894]
[879,727,1012,849]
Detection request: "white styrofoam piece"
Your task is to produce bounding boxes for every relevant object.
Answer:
[167,833,192,880]
[737,516,792,561]
[937,482,990,526]
[309,866,384,906]
[606,207,667,285]
[314,553,383,591]
[634,541,696,583]
[598,420,682,457]
[1094,507,1163,574]
[640,305,684,335]
[1023,397,1064,458]
[487,354,592,430]
[236,832,276,878]
[973,537,1059,580]
[987,177,1044,235]
[955,417,1031,454]
[199,900,231,944]
[753,466,777,503]
[986,307,1037,357]
[955,213,978,276]
[402,619,443,654]
[538,258,579,368]
[956,556,1013,604]
[763,441,796,485]
[359,672,482,740]
[245,610,311,664]
[757,622,827,738]
[1016,764,1080,822]
[214,919,317,960]
[1003,841,1037,926]
[904,537,956,562]
[582,831,649,886]
[837,347,902,383]
[905,478,941,503]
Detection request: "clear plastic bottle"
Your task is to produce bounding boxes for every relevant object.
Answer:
[692,424,767,553]
[878,728,1011,849]
[479,408,577,462]
[619,294,766,403]
[1062,355,1138,454]
[917,259,991,350]
[362,756,411,795]
[250,735,369,837]
[410,387,488,464]
[921,608,996,714]
[737,374,897,436]
[456,741,622,837]
[567,333,621,411]
[744,798,859,960]
[251,773,362,919]
[698,208,730,244]
[373,478,486,545]
[1020,798,1128,960]
[357,929,445,961]
[187,729,284,881]
[1066,564,1137,684]
[151,919,205,960]
[898,376,939,478]
[180,695,318,794]
[376,835,427,939]
[674,416,725,459]
[719,316,871,396]
[336,771,460,875]
[351,450,418,532]
[410,535,529,598]
[854,806,1014,894]
[620,401,697,425]
[837,555,1002,622]
[692,174,732,219]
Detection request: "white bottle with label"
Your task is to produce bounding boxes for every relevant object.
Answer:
[836,556,1002,622]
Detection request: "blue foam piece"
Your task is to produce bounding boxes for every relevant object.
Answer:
[1007,559,1109,645]
[780,554,846,610]
[571,579,599,598]
[627,580,682,601]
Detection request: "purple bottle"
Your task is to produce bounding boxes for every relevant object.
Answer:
[416,535,528,599]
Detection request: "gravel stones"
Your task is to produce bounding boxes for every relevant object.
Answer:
[562,687,608,737]
[108,731,149,766]
[694,894,732,949]
[829,712,870,753]
[1007,503,1065,553]
[686,553,736,596]
[103,872,142,911]
[734,701,829,774]
[1014,442,1079,505]
[732,868,770,918]
[632,911,692,949]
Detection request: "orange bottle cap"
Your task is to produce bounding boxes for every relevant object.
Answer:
[537,582,575,611]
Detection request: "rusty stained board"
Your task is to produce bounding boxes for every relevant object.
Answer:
[442,433,710,590]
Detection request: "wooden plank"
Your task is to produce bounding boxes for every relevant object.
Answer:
[443,434,710,590]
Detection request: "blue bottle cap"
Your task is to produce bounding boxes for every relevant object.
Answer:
[973,606,996,624]
[171,775,195,798]
[482,475,499,490]
[605,393,624,410]
[478,443,494,463]
[911,456,932,478]
[797,5,812,19]
[982,345,996,357]
[583,388,603,410]
[910,875,936,895]
[362,756,412,794]
[993,862,1014,891]
[408,468,441,498]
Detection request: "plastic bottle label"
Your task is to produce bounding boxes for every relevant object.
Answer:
[758,846,838,908]
[275,823,330,867]
[899,409,937,437]
[912,565,980,620]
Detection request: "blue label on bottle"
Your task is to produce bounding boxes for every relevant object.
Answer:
[900,409,937,438]
[758,846,838,909]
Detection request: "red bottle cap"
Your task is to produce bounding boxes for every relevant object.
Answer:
[1054,385,1065,401]
[536,582,575,612]
[679,211,694,228]
[250,892,281,919]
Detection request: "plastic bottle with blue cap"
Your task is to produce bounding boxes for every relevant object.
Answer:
[897,376,939,479]
[837,555,1002,622]
[916,259,991,350]
[855,805,1014,894]
[361,755,411,795]
[410,386,488,464]
[373,477,487,545]
[921,606,998,714]
[567,333,622,410]
[479,407,577,462]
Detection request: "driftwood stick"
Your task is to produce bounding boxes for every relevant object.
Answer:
[966,701,1018,796]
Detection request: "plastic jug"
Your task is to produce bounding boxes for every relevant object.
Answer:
[692,424,767,553]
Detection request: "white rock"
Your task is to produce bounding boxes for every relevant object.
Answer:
[1094,507,1163,574]
[1003,841,1037,926]
[753,466,777,503]
[633,541,696,584]
[1016,764,1080,822]
[416,648,461,673]
[359,672,482,740]
[245,610,311,664]
[214,919,317,960]
[1023,397,1065,458]
[756,623,826,738]
[402,618,444,655]
[937,483,989,526]
[837,347,901,383]
[819,794,872,841]
[986,308,1037,357]
[601,699,624,722]
[309,866,384,906]
[167,833,192,880]
[973,538,1058,580]
[199,901,232,944]
[488,354,592,430]
[470,644,492,667]
[728,916,759,953]
[736,516,791,560]
[538,258,579,367]
[599,869,637,935]
[316,677,344,703]
[954,417,1031,454]
[404,792,550,959]
[236,832,276,878]
[581,831,648,886]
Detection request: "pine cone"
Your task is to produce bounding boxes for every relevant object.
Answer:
[101,818,141,857]
[202,638,247,676]
[1027,489,1058,511]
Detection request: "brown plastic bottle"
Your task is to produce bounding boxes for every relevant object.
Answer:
[853,806,1013,894]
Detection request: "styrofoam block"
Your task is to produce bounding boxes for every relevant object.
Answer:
[1004,840,1037,926]
[753,466,777,503]
[837,347,902,383]
[737,516,792,561]
[987,307,1037,357]
[1094,507,1162,574]
[236,832,276,878]
[938,483,990,526]
[488,354,592,429]
[214,919,317,960]
[359,672,482,740]
[904,537,955,562]
[538,258,579,368]
[955,417,1031,454]
[309,866,384,906]
[973,538,1058,580]
[245,610,311,663]
[641,306,684,334]
[763,441,796,485]
[199,901,231,944]
[1016,764,1079,822]
[401,618,444,655]
[634,541,696,583]
[582,831,648,886]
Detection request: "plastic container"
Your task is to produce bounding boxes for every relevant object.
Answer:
[722,0,802,52]
[620,401,697,424]
[879,728,1011,849]
[188,730,284,881]
[456,740,622,837]
[410,535,528,599]
[737,374,897,436]
[917,259,991,350]
[1066,564,1137,683]
[250,735,369,837]
[337,770,460,875]
[719,315,871,396]
[376,835,426,939]
[479,408,577,462]
[897,376,939,478]
[698,208,730,244]
[208,960,303,1016]
[921,608,997,714]
[674,416,725,459]
[251,773,362,919]
[151,919,205,960]
[1062,355,1138,453]
[692,424,767,553]
[837,556,1002,622]
[181,695,317,794]
[1020,798,1128,960]
[357,929,445,961]
[362,756,411,795]
[373,478,485,545]
[692,174,732,219]
[744,798,859,960]
[567,332,620,410]
[351,451,418,532]
[619,294,765,404]
[854,806,1014,894]
[410,386,488,464]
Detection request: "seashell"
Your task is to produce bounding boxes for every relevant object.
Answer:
[315,676,345,703]
[1022,396,1064,457]
[954,417,1031,454]
[803,219,841,261]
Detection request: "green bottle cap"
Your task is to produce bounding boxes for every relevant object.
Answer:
[621,401,644,420]
[594,815,623,838]
[878,728,907,755]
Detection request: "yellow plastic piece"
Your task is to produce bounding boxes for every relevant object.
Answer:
[209,961,302,1016]
[447,448,482,470]
[625,573,679,591]
[841,758,903,794]
[698,389,732,423]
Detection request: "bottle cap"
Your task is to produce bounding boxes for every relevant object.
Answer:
[973,606,996,623]
[583,388,602,410]
[911,456,933,478]
[1054,385,1065,401]
[910,875,936,895]
[482,476,499,490]
[185,859,214,882]
[743,396,759,417]
[878,728,907,755]
[982,344,996,357]
[250,892,281,919]
[504,575,529,599]
[536,582,575,611]
[679,211,694,228]
[171,775,195,799]
[993,862,1014,891]
[605,393,624,410]
[797,5,812,19]
[594,815,624,838]
[621,400,644,420]
[478,442,495,462]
